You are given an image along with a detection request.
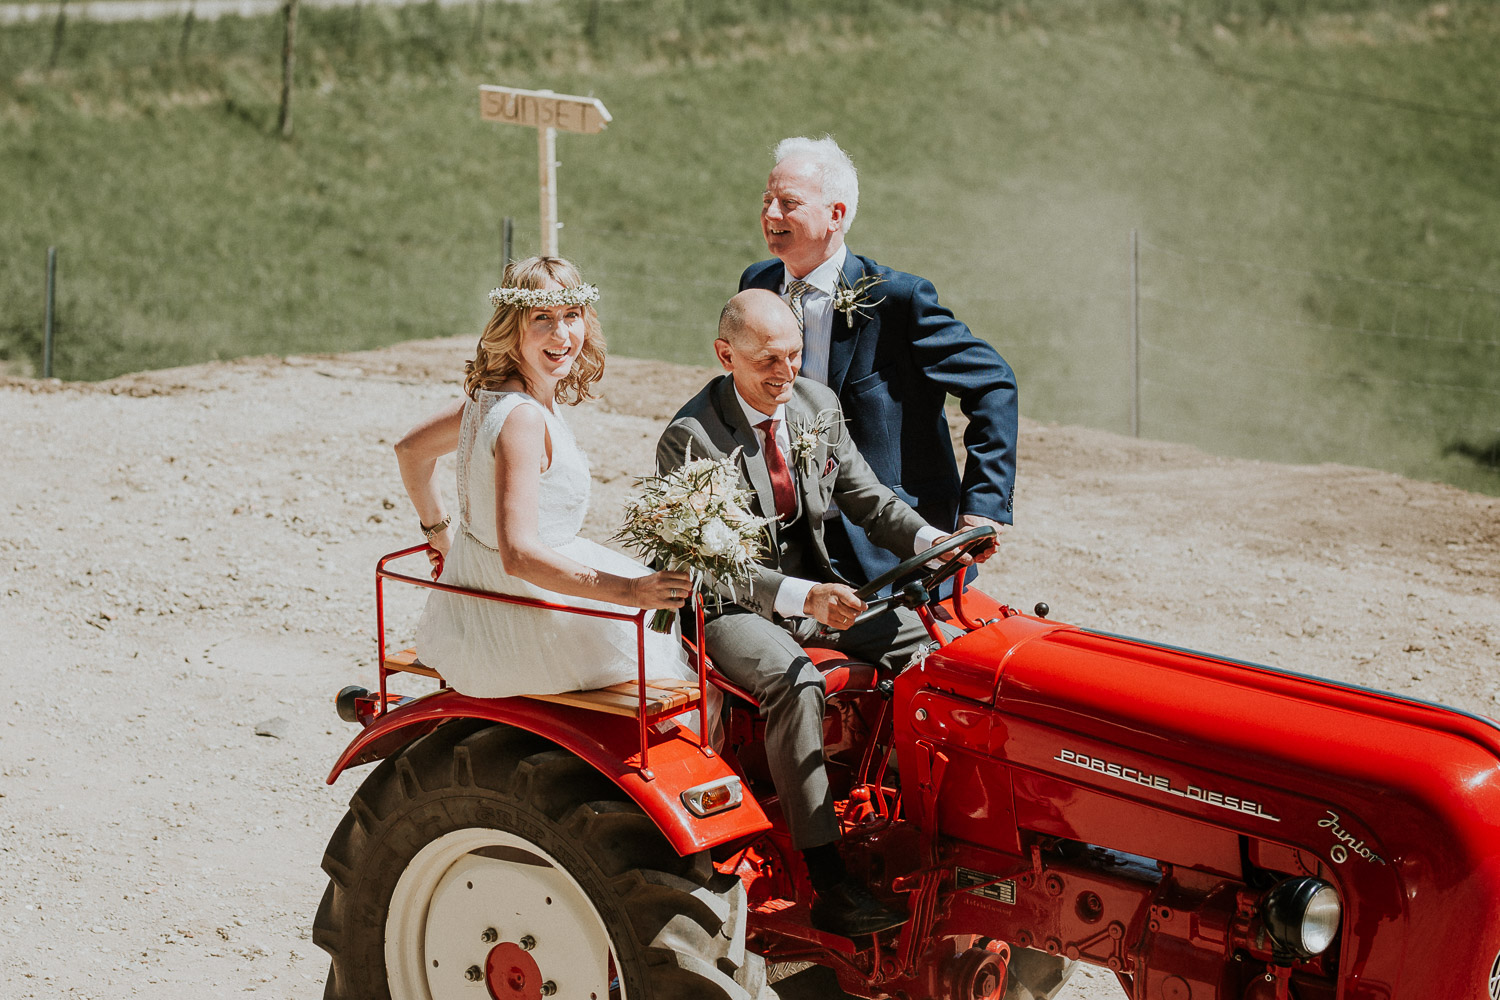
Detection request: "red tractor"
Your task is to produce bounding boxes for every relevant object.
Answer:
[315,530,1500,1000]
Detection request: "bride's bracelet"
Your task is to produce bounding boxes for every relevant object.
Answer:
[421,514,451,540]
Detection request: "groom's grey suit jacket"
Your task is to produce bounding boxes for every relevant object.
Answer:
[656,375,929,620]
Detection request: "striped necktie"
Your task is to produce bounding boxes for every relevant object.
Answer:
[786,279,813,331]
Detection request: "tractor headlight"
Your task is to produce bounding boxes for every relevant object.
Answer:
[1262,876,1341,959]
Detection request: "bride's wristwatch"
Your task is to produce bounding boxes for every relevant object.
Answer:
[421,514,451,540]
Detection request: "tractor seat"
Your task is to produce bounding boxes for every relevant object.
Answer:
[702,645,883,709]
[379,645,881,717]
[804,647,881,697]
[379,648,701,721]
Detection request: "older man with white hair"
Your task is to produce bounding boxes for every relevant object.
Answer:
[741,135,1018,593]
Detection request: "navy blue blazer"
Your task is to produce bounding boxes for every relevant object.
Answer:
[740,251,1018,587]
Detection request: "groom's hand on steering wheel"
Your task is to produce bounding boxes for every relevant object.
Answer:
[805,583,867,632]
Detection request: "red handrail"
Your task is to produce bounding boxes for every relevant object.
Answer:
[375,544,712,777]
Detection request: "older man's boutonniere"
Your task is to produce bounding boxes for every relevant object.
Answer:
[832,273,886,328]
[787,408,848,476]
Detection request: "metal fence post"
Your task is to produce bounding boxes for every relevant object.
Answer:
[277,0,299,140]
[48,0,67,69]
[43,246,57,379]
[1130,228,1140,438]
[179,3,196,62]
[471,0,486,45]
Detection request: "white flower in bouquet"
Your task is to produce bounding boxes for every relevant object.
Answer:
[699,518,738,557]
[615,445,771,633]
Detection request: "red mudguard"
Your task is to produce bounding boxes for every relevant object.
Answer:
[327,690,770,857]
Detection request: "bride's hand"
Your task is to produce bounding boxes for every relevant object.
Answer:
[426,526,453,580]
[633,570,693,610]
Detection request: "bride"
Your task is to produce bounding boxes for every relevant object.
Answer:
[395,255,703,707]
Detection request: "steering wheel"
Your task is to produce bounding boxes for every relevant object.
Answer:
[846,525,997,627]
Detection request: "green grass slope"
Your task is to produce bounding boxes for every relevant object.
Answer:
[3,0,1497,492]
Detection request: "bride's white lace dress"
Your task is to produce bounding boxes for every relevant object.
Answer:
[416,391,699,701]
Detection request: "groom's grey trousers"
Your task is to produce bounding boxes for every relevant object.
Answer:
[705,603,929,850]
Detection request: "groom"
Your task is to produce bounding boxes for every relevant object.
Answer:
[657,289,965,938]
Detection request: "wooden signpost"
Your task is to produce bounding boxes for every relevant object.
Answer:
[480,85,613,257]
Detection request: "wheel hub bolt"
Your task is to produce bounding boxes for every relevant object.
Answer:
[519,934,536,951]
[481,927,498,943]
[541,982,557,996]
[465,965,483,982]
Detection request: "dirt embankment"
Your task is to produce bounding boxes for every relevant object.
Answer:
[1,339,1496,998]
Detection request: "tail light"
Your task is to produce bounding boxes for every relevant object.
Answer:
[681,777,743,817]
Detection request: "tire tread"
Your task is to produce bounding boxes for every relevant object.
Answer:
[315,719,777,1000]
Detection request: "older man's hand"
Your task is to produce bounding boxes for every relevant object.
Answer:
[954,514,1007,564]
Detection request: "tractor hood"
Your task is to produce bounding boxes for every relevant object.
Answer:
[918,612,1500,1000]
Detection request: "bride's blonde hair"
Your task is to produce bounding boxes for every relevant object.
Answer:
[464,256,606,404]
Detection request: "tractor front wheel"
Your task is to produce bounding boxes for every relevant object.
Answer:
[314,720,774,1000]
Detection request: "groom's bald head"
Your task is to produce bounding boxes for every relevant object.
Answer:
[718,289,798,349]
[714,290,803,415]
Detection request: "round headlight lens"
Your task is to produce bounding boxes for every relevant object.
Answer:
[1263,876,1342,958]
[1299,883,1341,954]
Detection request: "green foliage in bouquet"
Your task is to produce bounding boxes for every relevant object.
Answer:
[615,447,770,633]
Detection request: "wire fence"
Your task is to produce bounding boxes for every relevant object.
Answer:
[5,224,1498,492]
[5,0,1495,491]
[0,0,500,28]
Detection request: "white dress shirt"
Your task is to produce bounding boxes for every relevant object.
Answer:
[780,244,847,386]
[733,385,942,621]
[732,388,813,618]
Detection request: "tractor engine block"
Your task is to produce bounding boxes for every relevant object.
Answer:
[933,842,1334,1000]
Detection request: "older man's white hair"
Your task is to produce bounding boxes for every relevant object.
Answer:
[773,135,859,233]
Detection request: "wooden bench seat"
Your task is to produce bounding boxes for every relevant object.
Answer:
[382,648,443,680]
[381,648,700,720]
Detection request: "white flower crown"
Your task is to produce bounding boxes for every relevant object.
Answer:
[487,283,600,309]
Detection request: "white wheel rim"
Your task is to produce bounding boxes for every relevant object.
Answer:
[385,827,622,1000]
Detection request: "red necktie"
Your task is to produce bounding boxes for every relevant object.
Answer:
[756,418,796,520]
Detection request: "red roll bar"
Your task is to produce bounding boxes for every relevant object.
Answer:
[374,543,712,777]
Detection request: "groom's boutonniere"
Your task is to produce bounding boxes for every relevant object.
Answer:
[788,408,847,476]
[832,273,886,328]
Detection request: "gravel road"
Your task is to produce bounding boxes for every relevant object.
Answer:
[1,339,1495,997]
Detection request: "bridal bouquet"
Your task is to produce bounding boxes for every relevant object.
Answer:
[615,446,770,633]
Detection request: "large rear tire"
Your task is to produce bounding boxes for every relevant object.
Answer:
[314,720,775,999]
